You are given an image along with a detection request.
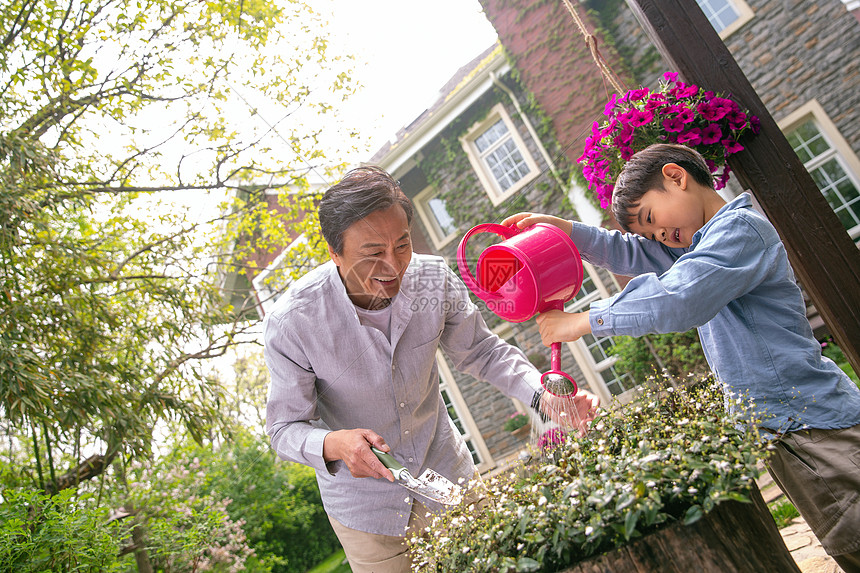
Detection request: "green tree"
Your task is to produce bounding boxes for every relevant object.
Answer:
[610,331,710,384]
[0,0,355,493]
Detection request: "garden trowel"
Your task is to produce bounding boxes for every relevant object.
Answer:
[371,447,463,506]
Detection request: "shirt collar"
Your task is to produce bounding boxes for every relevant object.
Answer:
[690,192,753,248]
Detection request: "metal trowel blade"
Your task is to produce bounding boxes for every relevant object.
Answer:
[400,468,463,506]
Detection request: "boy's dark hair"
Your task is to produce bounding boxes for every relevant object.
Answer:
[318,166,414,254]
[611,144,714,232]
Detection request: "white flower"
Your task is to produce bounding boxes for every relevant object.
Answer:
[585,526,594,536]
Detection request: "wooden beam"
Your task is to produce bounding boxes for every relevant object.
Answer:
[624,0,860,374]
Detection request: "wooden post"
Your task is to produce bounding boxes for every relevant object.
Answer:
[624,0,860,374]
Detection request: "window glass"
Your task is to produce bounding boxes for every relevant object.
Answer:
[439,375,483,465]
[788,119,860,239]
[695,0,741,33]
[474,118,531,193]
[427,196,457,236]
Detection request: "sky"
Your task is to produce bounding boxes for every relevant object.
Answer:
[318,0,500,165]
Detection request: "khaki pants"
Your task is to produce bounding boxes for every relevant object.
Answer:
[765,423,860,572]
[328,499,433,573]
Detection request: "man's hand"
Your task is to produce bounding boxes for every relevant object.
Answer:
[536,309,591,345]
[500,212,573,235]
[540,389,601,437]
[323,429,394,481]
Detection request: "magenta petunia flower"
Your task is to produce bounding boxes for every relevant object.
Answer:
[625,87,650,102]
[676,107,695,124]
[604,93,619,117]
[697,98,734,121]
[701,124,723,144]
[722,138,744,154]
[677,128,703,146]
[671,83,699,98]
[663,72,679,83]
[626,109,655,127]
[662,116,686,133]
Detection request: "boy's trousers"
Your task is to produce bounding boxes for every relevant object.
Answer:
[765,423,860,573]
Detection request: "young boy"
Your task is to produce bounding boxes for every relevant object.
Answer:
[503,143,860,571]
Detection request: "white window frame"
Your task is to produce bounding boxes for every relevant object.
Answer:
[695,0,754,38]
[779,99,860,241]
[414,185,458,249]
[436,350,494,473]
[563,262,638,405]
[460,103,540,206]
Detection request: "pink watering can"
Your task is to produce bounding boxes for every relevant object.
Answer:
[457,223,584,396]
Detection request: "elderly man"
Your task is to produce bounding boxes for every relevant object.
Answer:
[264,166,598,573]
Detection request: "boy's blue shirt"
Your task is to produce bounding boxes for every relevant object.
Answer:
[575,192,860,434]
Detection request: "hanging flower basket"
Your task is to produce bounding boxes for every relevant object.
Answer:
[578,73,761,208]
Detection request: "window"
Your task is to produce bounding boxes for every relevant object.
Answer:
[780,101,860,242]
[414,185,458,249]
[565,270,636,400]
[461,103,539,206]
[435,351,492,470]
[695,0,753,37]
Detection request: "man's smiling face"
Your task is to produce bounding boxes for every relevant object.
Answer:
[328,204,413,309]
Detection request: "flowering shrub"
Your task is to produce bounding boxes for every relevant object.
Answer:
[409,375,766,572]
[504,412,531,432]
[579,73,761,208]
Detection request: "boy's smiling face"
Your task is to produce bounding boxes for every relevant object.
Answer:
[626,163,717,248]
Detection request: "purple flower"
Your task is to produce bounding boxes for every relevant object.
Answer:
[614,122,635,145]
[644,94,667,111]
[624,87,650,102]
[697,98,735,121]
[677,128,703,146]
[676,107,695,124]
[538,427,567,449]
[701,124,723,144]
[715,165,732,190]
[663,72,679,83]
[670,83,700,98]
[750,115,761,134]
[727,111,748,130]
[604,93,619,117]
[722,138,744,154]
[620,109,654,128]
[662,116,686,133]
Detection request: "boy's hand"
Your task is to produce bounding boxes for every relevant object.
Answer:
[501,212,573,235]
[536,310,591,345]
[540,389,601,437]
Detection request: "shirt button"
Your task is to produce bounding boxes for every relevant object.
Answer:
[596,318,604,325]
[408,457,414,463]
[399,402,405,408]
[404,430,410,435]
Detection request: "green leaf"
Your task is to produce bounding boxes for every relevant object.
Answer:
[683,505,704,525]
[516,556,541,572]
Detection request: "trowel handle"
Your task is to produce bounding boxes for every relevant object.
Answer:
[371,447,409,480]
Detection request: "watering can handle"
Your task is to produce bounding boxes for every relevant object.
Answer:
[456,223,520,301]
